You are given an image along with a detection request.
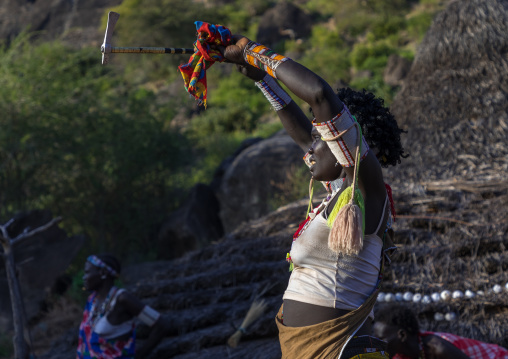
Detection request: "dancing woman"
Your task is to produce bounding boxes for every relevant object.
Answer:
[218,36,406,358]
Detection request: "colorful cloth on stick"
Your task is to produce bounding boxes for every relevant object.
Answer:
[178,21,232,108]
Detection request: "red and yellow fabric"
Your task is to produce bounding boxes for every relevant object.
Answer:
[178,21,232,108]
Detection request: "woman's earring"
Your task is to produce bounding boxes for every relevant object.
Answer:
[335,161,340,167]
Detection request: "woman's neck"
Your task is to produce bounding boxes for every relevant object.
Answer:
[95,282,115,300]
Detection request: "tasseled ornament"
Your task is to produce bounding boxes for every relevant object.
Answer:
[322,119,365,255]
[326,186,365,255]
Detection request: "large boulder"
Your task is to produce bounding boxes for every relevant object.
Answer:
[156,183,224,259]
[0,210,83,331]
[389,0,508,182]
[256,2,313,48]
[216,130,307,233]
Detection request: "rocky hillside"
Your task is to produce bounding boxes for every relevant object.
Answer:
[0,0,121,47]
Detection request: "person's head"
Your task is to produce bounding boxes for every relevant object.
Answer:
[373,305,420,359]
[308,88,407,181]
[308,126,343,181]
[82,253,121,292]
[337,87,407,168]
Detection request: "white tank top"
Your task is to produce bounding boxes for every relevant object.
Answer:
[94,289,135,339]
[283,195,387,315]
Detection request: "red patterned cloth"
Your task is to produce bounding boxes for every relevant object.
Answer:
[178,21,232,108]
[392,332,508,359]
[421,332,508,359]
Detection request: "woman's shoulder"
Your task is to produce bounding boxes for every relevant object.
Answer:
[113,288,131,304]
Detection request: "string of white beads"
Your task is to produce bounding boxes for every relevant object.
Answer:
[377,282,508,306]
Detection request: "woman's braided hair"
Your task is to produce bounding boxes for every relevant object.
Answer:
[337,88,408,168]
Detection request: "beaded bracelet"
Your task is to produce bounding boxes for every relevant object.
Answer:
[244,41,289,79]
[255,74,292,111]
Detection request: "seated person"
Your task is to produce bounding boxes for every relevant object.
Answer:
[373,304,508,359]
[77,253,168,359]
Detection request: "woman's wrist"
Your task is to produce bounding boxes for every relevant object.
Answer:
[255,74,292,111]
[243,41,290,79]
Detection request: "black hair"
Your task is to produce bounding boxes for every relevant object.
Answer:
[375,305,420,335]
[336,88,408,168]
[96,253,121,275]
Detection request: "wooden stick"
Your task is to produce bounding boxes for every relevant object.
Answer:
[111,47,194,54]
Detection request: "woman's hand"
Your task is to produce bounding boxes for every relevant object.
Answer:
[216,35,250,64]
[236,64,266,82]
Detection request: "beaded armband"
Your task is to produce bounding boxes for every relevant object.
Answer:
[137,305,161,326]
[255,74,292,111]
[244,41,289,79]
[312,105,369,167]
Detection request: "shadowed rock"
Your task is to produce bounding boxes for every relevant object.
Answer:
[0,0,122,47]
[216,130,306,233]
[383,54,412,87]
[156,183,224,259]
[256,2,313,48]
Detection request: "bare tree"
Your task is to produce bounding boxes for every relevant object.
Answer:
[0,216,62,359]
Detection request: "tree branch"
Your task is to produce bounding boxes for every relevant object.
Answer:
[11,216,63,246]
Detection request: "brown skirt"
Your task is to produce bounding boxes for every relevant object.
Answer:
[275,292,378,359]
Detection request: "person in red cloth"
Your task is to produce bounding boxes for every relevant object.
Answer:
[372,305,508,359]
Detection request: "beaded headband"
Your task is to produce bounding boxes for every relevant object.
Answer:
[87,255,119,278]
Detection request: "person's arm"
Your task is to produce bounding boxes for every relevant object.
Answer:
[222,37,387,232]
[426,335,471,359]
[115,291,169,359]
[134,317,167,359]
[236,64,312,152]
[222,37,342,131]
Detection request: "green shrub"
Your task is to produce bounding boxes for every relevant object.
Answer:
[407,12,434,40]
[0,36,191,259]
[350,75,396,105]
[350,41,395,70]
[370,16,406,40]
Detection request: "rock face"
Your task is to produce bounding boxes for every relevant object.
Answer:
[390,0,508,181]
[256,2,313,47]
[157,130,305,256]
[0,210,83,332]
[216,130,307,233]
[383,54,412,87]
[0,0,121,47]
[156,183,224,259]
